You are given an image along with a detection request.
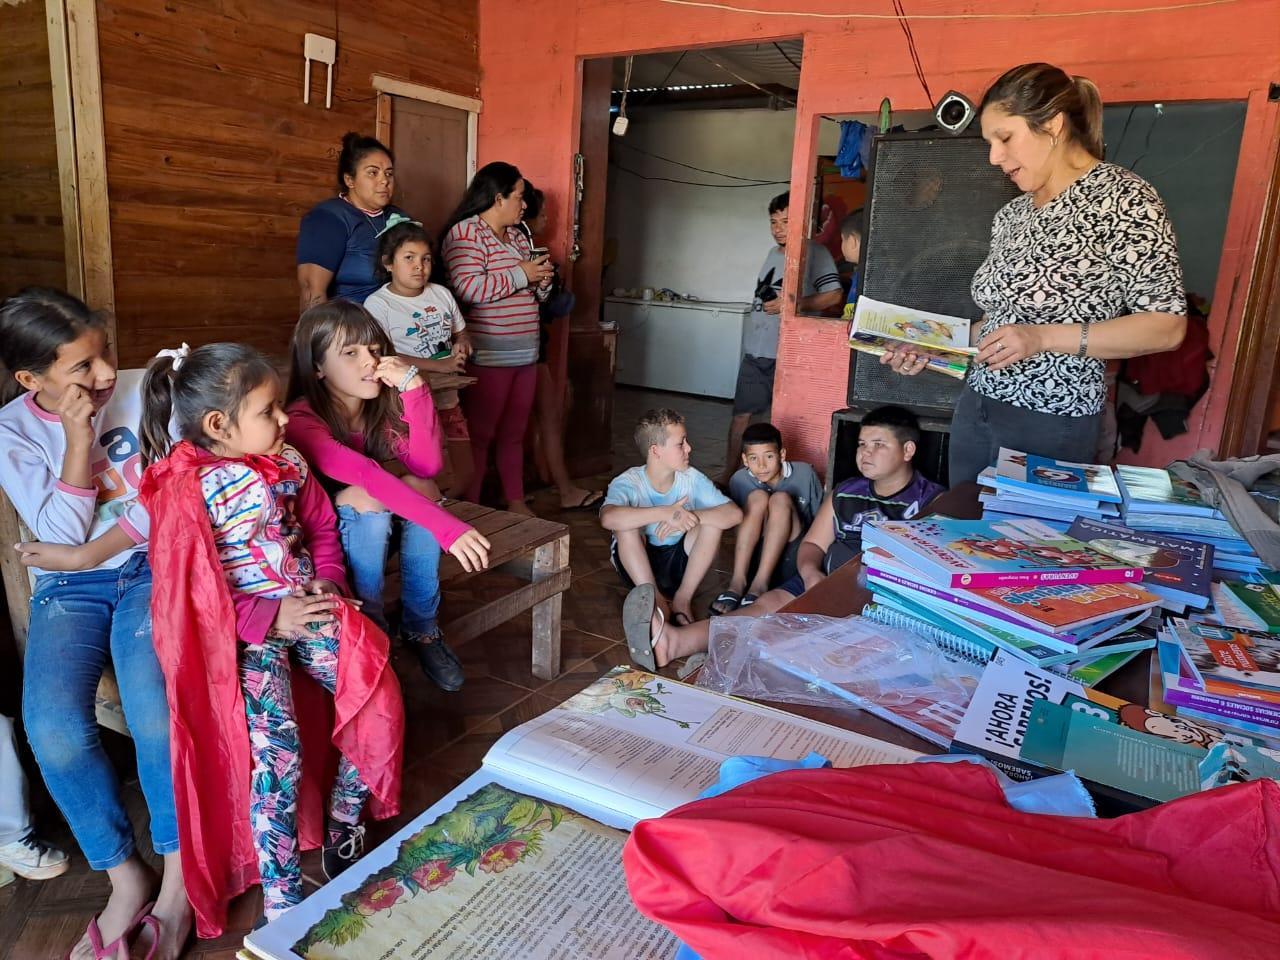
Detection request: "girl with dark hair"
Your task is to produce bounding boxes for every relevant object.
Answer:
[365,219,475,496]
[440,162,554,514]
[517,183,604,512]
[296,132,407,311]
[137,342,404,933]
[285,301,490,691]
[0,288,192,960]
[883,62,1187,485]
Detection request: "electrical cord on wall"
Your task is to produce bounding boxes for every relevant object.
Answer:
[614,141,783,183]
[609,162,788,187]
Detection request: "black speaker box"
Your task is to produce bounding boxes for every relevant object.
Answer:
[847,130,1020,416]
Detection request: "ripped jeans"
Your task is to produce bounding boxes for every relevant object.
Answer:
[22,554,178,869]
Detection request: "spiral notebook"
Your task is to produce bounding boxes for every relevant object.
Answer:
[861,602,995,665]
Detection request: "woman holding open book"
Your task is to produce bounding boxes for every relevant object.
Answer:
[883,62,1187,485]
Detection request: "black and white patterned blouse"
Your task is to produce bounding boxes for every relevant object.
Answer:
[968,162,1186,417]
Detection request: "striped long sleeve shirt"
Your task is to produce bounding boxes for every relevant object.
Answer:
[441,215,547,367]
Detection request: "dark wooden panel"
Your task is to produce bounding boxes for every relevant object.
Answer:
[390,96,469,239]
[0,0,66,298]
[563,328,616,478]
[97,0,480,366]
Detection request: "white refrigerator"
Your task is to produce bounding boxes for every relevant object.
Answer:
[608,296,751,399]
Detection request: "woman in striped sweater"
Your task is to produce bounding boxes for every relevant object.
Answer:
[440,162,553,515]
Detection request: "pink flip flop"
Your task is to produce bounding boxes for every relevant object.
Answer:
[77,900,156,960]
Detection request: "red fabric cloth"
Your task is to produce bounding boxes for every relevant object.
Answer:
[140,442,404,938]
[624,763,1280,960]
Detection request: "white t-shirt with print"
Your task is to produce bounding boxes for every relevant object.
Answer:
[365,283,467,360]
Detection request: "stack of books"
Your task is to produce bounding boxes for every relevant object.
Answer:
[978,449,1123,525]
[1211,572,1280,633]
[1156,619,1280,740]
[860,516,1159,685]
[1115,465,1262,576]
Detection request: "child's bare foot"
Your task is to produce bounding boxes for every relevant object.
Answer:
[505,499,535,517]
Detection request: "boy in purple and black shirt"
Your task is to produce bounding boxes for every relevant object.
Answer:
[778,405,945,596]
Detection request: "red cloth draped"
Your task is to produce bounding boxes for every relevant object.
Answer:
[140,442,404,938]
[624,763,1280,960]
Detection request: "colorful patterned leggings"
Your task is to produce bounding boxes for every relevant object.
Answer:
[239,624,370,918]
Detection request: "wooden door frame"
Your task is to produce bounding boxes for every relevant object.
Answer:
[45,0,114,322]
[1219,131,1280,458]
[371,74,481,181]
[2,0,114,657]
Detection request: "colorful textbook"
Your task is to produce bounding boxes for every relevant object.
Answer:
[1066,517,1213,611]
[1173,620,1280,695]
[995,448,1122,504]
[951,649,1254,799]
[861,516,1144,589]
[847,296,975,379]
[864,546,1159,637]
[1020,700,1280,803]
[243,668,918,960]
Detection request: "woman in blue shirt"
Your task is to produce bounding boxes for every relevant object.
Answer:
[297,132,409,311]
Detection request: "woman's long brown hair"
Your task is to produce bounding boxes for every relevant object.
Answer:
[286,301,405,462]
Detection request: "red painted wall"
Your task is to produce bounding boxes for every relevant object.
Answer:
[478,0,1280,474]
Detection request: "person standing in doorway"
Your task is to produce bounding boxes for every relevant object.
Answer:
[440,162,553,515]
[720,191,843,486]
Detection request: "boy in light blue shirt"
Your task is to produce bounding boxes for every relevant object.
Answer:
[602,409,743,627]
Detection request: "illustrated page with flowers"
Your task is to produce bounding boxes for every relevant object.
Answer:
[246,669,916,960]
[260,782,675,960]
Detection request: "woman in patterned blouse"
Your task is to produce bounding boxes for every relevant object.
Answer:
[884,63,1187,485]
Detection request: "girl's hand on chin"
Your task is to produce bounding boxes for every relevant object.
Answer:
[374,355,422,392]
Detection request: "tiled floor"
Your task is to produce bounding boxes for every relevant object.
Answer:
[0,386,734,960]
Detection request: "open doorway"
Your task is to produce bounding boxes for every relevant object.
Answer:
[593,40,819,481]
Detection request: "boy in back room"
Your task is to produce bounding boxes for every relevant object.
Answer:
[710,422,822,615]
[601,409,742,627]
[720,190,844,486]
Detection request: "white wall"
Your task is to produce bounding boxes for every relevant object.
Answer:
[604,107,841,302]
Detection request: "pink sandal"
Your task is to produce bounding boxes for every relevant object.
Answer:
[77,900,156,960]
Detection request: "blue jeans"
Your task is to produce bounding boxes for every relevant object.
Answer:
[336,506,442,637]
[22,554,178,869]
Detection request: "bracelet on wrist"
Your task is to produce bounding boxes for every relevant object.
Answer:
[398,368,420,392]
[1077,320,1091,358]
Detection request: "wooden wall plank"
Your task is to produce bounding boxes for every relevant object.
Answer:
[96,0,480,365]
[0,0,66,297]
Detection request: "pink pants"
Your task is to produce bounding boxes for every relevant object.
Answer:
[463,363,537,504]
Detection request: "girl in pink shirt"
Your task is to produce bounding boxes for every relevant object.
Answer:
[286,301,490,691]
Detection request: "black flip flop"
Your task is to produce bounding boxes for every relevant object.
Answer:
[709,591,741,616]
[561,490,605,512]
[623,584,662,672]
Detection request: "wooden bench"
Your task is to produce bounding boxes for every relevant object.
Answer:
[435,501,571,681]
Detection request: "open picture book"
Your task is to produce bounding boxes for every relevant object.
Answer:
[847,296,976,379]
[242,668,919,960]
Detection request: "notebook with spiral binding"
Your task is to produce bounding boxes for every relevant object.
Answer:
[861,602,993,665]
